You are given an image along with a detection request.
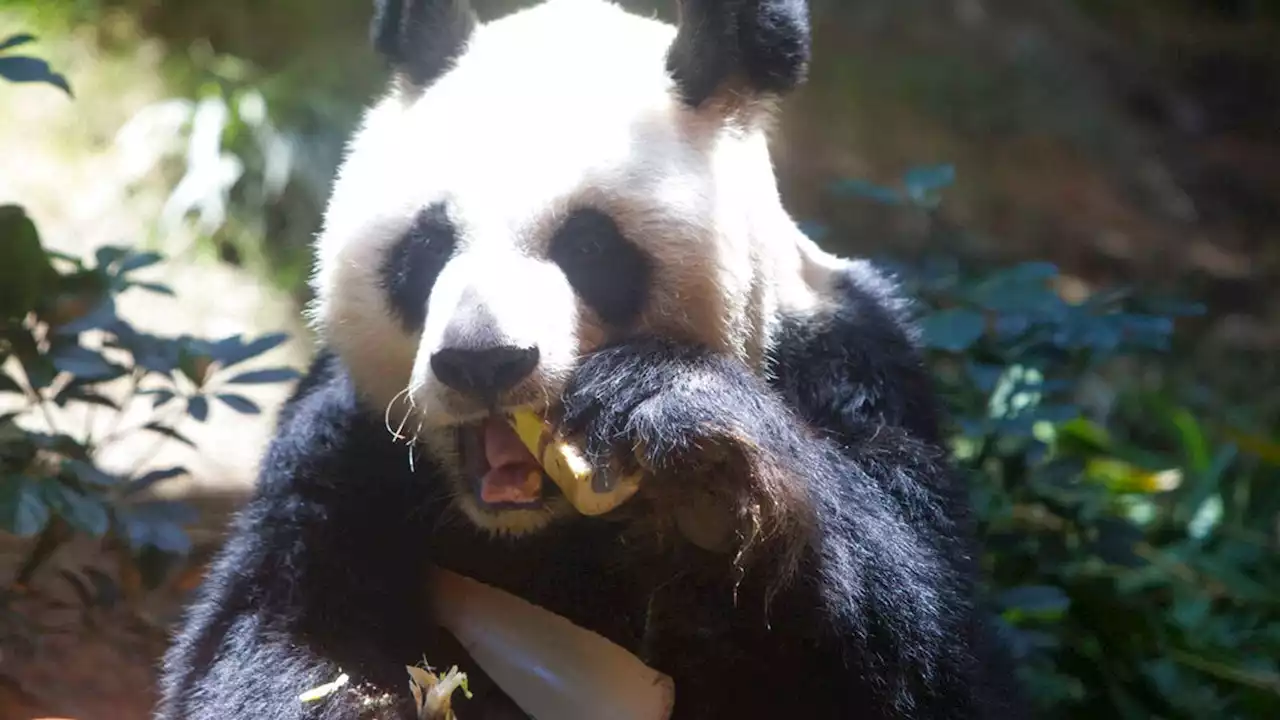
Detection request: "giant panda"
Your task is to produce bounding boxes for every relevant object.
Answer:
[155,0,1026,718]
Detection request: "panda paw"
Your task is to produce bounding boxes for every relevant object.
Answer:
[555,336,809,524]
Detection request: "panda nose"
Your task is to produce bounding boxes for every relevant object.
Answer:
[429,345,541,401]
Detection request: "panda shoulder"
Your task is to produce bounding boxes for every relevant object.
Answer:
[254,347,399,494]
[808,257,926,349]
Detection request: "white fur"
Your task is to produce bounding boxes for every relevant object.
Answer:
[308,0,848,533]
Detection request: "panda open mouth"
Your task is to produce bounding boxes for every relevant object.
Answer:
[457,416,559,510]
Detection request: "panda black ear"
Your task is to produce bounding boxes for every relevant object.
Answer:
[371,0,478,88]
[665,0,812,109]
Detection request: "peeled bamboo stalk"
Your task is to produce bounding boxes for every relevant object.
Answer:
[429,566,675,720]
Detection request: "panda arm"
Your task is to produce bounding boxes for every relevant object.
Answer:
[557,267,1022,718]
[156,351,453,720]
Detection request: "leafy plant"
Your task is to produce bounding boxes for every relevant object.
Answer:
[1,35,301,655]
[834,166,1280,719]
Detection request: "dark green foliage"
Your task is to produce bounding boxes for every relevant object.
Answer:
[827,168,1280,719]
[1,47,299,651]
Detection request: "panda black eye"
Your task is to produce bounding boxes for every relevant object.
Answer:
[547,208,652,327]
[379,202,458,332]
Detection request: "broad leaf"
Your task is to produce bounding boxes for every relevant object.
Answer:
[0,204,53,320]
[216,392,261,415]
[829,178,903,205]
[50,342,126,382]
[0,55,71,95]
[209,333,290,370]
[143,422,196,448]
[42,482,109,538]
[139,388,177,408]
[125,466,188,496]
[903,164,956,207]
[53,381,122,410]
[50,296,120,336]
[187,395,209,422]
[226,367,302,385]
[920,308,986,352]
[0,474,50,537]
[118,500,197,555]
[116,250,163,275]
[0,34,37,52]
[64,459,118,488]
[999,585,1071,619]
[128,281,176,297]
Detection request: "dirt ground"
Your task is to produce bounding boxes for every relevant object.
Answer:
[0,495,242,720]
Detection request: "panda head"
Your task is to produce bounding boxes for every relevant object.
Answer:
[310,0,848,536]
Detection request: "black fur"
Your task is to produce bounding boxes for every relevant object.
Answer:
[379,202,458,332]
[547,207,653,328]
[666,0,811,107]
[371,0,477,88]
[156,260,1026,719]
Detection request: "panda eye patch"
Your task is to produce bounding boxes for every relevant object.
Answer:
[379,202,458,332]
[547,208,652,327]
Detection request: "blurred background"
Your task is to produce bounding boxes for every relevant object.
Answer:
[1,0,1278,718]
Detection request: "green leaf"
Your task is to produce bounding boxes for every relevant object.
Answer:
[18,352,56,391]
[139,388,176,408]
[999,585,1071,621]
[52,381,121,410]
[1186,494,1224,541]
[50,296,120,336]
[42,481,109,538]
[0,55,71,95]
[0,204,53,320]
[116,250,163,275]
[968,263,1064,316]
[920,308,986,352]
[0,474,50,537]
[125,466,187,496]
[209,333,290,370]
[93,246,129,272]
[26,431,91,461]
[118,500,196,555]
[49,342,126,381]
[128,281,176,297]
[0,34,37,52]
[903,164,956,207]
[126,334,180,375]
[216,392,261,415]
[187,395,209,422]
[176,344,214,387]
[225,367,302,385]
[142,422,196,448]
[829,178,903,205]
[1170,408,1210,474]
[65,459,118,488]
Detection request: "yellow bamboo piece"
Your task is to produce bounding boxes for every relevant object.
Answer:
[507,410,643,516]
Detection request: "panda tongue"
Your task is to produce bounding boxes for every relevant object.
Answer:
[480,417,543,505]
